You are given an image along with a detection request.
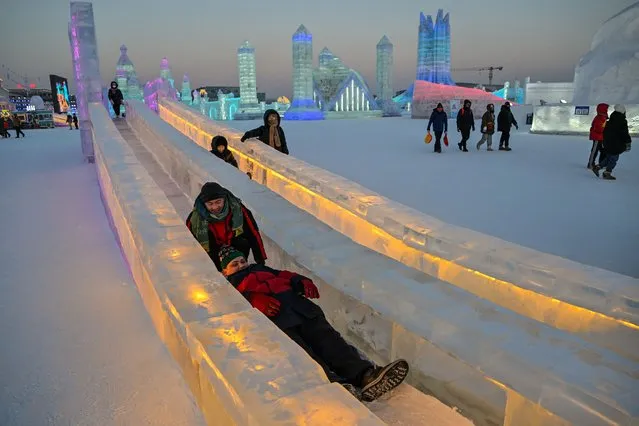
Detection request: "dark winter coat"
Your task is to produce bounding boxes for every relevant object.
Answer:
[72,115,78,124]
[108,81,124,105]
[497,106,518,132]
[210,136,239,168]
[227,264,322,330]
[427,108,448,133]
[589,103,609,141]
[456,102,475,131]
[66,115,73,123]
[186,201,267,271]
[240,109,289,154]
[602,111,631,156]
[481,109,496,135]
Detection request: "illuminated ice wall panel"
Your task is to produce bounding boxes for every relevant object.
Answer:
[237,41,259,107]
[286,25,323,120]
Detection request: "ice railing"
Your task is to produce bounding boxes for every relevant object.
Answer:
[158,99,639,355]
[89,103,386,426]
[124,100,639,426]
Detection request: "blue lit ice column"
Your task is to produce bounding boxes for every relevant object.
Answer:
[237,41,259,109]
[416,13,434,82]
[285,24,324,120]
[181,73,191,103]
[376,36,399,116]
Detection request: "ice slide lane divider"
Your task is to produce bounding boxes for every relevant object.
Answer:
[89,103,387,426]
[157,99,639,358]
[125,100,638,426]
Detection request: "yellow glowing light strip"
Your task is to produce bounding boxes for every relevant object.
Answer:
[160,106,639,335]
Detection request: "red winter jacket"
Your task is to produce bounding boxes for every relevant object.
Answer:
[589,103,609,141]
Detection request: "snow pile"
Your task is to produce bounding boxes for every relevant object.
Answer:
[573,1,639,105]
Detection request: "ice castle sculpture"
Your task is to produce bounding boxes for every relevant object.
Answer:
[236,41,262,119]
[285,25,324,120]
[312,47,377,113]
[160,57,175,89]
[181,74,191,103]
[416,10,454,85]
[377,36,400,117]
[573,1,639,105]
[114,44,143,100]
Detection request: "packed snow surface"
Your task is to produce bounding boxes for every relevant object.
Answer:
[232,117,639,277]
[0,129,205,425]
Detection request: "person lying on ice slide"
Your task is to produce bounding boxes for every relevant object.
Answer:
[218,245,409,402]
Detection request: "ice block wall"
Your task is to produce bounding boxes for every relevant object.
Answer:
[158,98,639,360]
[531,104,639,135]
[122,100,639,426]
[89,102,386,426]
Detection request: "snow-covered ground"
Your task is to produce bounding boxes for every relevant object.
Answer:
[0,129,205,425]
[232,117,639,278]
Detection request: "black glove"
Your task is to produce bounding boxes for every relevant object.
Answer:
[240,135,247,142]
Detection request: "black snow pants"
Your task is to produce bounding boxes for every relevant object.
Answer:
[459,128,470,150]
[434,130,443,152]
[283,312,373,386]
[15,126,25,138]
[588,140,605,167]
[499,131,510,148]
[113,102,122,117]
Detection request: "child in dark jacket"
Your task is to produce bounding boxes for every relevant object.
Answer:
[427,103,448,153]
[210,135,238,168]
[219,245,409,402]
[240,109,289,155]
[587,103,609,169]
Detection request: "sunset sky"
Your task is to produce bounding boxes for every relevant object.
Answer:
[1,0,635,98]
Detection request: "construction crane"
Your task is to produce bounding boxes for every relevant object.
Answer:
[451,66,503,86]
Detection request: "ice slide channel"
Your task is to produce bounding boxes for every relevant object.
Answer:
[123,100,635,426]
[158,98,639,362]
[90,102,472,426]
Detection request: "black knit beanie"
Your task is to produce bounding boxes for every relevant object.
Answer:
[199,182,227,202]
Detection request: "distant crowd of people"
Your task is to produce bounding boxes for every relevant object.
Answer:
[426,100,518,153]
[1,115,26,139]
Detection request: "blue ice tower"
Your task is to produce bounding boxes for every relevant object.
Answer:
[416,10,454,85]
[285,25,324,120]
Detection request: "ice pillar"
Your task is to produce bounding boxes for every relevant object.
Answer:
[237,41,259,108]
[285,25,323,120]
[377,36,399,117]
[69,1,103,163]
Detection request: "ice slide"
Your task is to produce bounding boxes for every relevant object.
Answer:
[97,99,636,426]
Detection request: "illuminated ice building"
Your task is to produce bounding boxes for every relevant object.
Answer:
[114,44,143,100]
[285,25,324,120]
[235,40,263,120]
[394,9,455,108]
[312,47,378,115]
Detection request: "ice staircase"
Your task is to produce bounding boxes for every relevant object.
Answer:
[102,110,470,425]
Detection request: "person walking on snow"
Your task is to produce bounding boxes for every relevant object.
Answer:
[587,103,608,169]
[186,182,267,271]
[592,104,631,180]
[456,99,475,152]
[427,103,448,153]
[2,117,10,138]
[210,135,238,169]
[66,114,73,130]
[107,81,124,118]
[72,113,79,130]
[218,245,410,402]
[497,102,518,151]
[240,109,289,155]
[476,103,496,151]
[12,114,25,138]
